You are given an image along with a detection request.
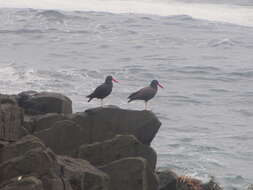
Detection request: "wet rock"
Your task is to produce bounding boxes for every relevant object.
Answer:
[24,113,67,133]
[0,141,9,149]
[0,148,56,183]
[17,91,72,115]
[70,107,161,145]
[0,176,44,190]
[78,135,157,170]
[99,157,159,190]
[41,176,72,190]
[0,95,17,105]
[0,96,24,141]
[0,135,45,164]
[202,177,223,190]
[66,112,93,145]
[176,176,203,190]
[35,120,83,156]
[57,155,110,190]
[156,169,178,190]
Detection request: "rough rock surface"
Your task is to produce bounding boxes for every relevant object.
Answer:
[0,135,45,164]
[0,134,110,190]
[35,120,83,156]
[57,156,110,190]
[70,107,161,145]
[78,135,157,170]
[24,113,67,134]
[0,135,46,163]
[99,157,159,190]
[17,91,72,115]
[32,107,160,156]
[156,169,178,190]
[0,95,24,141]
[0,92,165,190]
[0,176,44,190]
[0,147,56,183]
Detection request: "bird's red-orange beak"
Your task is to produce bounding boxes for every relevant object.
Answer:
[112,78,119,83]
[158,83,164,88]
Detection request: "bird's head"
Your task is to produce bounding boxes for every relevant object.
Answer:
[105,75,119,83]
[150,80,164,88]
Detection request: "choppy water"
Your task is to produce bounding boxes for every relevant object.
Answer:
[0,1,253,189]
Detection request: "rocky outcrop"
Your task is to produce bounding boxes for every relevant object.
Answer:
[157,169,178,190]
[78,135,157,170]
[28,107,160,157]
[34,120,83,156]
[69,107,161,145]
[0,95,25,141]
[0,176,44,190]
[0,91,224,190]
[99,157,159,190]
[57,156,110,190]
[24,113,67,133]
[17,91,72,115]
[0,135,110,190]
[0,147,56,182]
[0,135,45,163]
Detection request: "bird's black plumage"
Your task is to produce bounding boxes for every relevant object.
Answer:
[87,76,117,102]
[128,80,163,109]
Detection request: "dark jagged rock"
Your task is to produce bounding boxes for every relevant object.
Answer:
[57,156,110,190]
[0,92,164,190]
[0,94,17,105]
[34,120,83,156]
[99,157,159,190]
[0,141,9,149]
[0,148,56,183]
[32,107,160,156]
[41,176,72,190]
[156,169,178,190]
[202,177,223,190]
[70,107,161,145]
[0,135,45,164]
[176,176,203,190]
[0,96,25,141]
[0,134,110,190]
[24,113,67,133]
[78,135,157,170]
[0,176,44,190]
[17,91,72,115]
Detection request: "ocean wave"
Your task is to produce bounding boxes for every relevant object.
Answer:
[208,38,237,48]
[0,29,44,34]
[35,9,66,19]
[1,0,253,26]
[228,71,253,78]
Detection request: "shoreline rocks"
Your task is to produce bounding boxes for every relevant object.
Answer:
[0,91,223,190]
[78,135,157,170]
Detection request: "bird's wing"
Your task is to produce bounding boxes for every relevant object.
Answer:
[93,84,108,95]
[87,83,106,97]
[128,86,153,100]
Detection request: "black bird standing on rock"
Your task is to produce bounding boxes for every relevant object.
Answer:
[87,75,118,107]
[128,80,164,110]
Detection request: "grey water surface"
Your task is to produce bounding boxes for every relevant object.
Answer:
[0,7,253,189]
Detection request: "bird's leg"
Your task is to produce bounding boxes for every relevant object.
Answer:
[101,99,104,107]
[145,101,148,110]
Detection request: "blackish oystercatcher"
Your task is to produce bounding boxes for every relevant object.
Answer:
[87,75,118,107]
[128,80,164,110]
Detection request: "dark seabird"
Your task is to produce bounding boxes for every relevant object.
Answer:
[128,80,164,110]
[87,75,118,107]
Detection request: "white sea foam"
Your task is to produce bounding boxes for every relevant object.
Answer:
[1,0,253,26]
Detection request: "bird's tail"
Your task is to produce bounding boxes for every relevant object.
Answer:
[127,99,132,103]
